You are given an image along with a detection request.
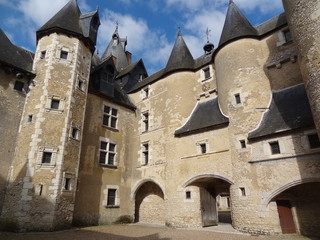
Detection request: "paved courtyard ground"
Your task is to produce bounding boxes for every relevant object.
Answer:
[0,224,319,240]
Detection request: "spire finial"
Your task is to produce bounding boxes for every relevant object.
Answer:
[205,27,211,43]
[178,27,181,36]
[115,21,119,32]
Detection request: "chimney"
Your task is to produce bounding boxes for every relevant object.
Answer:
[125,51,132,65]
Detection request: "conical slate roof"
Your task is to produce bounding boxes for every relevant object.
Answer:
[102,27,129,72]
[37,0,83,40]
[164,29,194,75]
[219,0,257,47]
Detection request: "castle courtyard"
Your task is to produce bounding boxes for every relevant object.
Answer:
[0,224,318,240]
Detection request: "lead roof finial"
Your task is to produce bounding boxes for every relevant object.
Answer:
[205,27,211,43]
[178,27,181,36]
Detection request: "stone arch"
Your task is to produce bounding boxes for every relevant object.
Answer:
[133,179,165,224]
[131,178,165,200]
[262,176,320,210]
[182,172,234,188]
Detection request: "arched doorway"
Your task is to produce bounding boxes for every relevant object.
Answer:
[269,181,320,237]
[134,181,165,225]
[183,174,233,227]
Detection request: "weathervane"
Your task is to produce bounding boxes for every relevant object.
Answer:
[205,27,211,42]
[115,20,119,32]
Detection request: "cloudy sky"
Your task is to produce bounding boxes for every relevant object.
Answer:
[0,0,284,74]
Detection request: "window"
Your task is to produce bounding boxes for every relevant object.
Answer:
[308,134,320,149]
[235,93,241,104]
[60,50,68,60]
[77,78,85,91]
[42,152,52,164]
[186,191,191,199]
[283,29,292,42]
[269,141,281,154]
[51,99,60,109]
[14,81,24,91]
[71,127,80,140]
[200,143,206,154]
[64,178,72,191]
[107,188,117,206]
[99,140,117,166]
[103,105,118,129]
[203,68,210,79]
[27,114,33,123]
[240,187,246,196]
[143,87,149,99]
[142,112,149,132]
[240,140,246,149]
[40,50,46,59]
[142,143,149,165]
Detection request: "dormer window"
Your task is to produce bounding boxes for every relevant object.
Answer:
[203,68,210,79]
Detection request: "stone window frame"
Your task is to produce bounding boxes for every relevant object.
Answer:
[45,95,65,113]
[276,28,293,47]
[102,104,119,130]
[269,141,281,155]
[70,125,81,141]
[142,111,149,132]
[140,141,150,166]
[56,46,73,63]
[103,185,120,208]
[98,137,118,168]
[196,139,209,155]
[62,172,75,192]
[302,130,320,151]
[76,73,86,92]
[36,147,58,169]
[142,86,150,100]
[203,67,211,80]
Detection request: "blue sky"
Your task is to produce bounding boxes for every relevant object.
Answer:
[0,0,284,74]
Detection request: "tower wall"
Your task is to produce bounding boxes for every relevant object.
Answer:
[1,33,92,231]
[282,0,320,135]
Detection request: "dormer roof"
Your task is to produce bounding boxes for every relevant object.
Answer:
[164,29,194,75]
[219,0,257,47]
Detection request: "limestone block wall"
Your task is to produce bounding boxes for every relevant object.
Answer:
[0,69,30,213]
[73,93,136,226]
[1,33,91,230]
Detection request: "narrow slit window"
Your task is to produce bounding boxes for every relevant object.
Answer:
[142,143,149,165]
[235,93,241,104]
[64,178,71,191]
[200,143,207,154]
[240,187,246,196]
[186,191,191,199]
[240,140,246,149]
[28,114,33,123]
[71,127,79,140]
[143,112,149,132]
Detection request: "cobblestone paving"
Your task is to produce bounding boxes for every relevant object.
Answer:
[0,224,319,240]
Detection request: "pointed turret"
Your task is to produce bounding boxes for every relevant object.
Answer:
[102,26,130,72]
[36,0,100,52]
[219,0,257,47]
[164,29,194,75]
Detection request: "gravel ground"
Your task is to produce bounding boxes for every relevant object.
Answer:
[0,224,318,240]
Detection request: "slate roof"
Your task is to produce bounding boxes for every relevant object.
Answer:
[117,59,142,78]
[218,1,287,47]
[0,29,34,75]
[101,27,129,72]
[164,29,194,75]
[248,84,314,139]
[219,0,257,47]
[37,0,99,51]
[175,97,229,136]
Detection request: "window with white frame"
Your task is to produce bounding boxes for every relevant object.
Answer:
[99,139,117,166]
[142,142,149,165]
[102,105,118,129]
[142,111,149,132]
[203,67,210,80]
[46,96,64,112]
[37,147,58,168]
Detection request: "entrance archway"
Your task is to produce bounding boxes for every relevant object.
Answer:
[183,174,233,227]
[269,182,320,237]
[134,181,165,224]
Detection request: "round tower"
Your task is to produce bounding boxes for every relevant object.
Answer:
[1,0,100,231]
[282,0,320,136]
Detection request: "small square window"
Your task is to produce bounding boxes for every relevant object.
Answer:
[269,141,281,154]
[60,50,68,60]
[283,30,292,42]
[42,152,52,164]
[308,134,320,149]
[40,50,46,59]
[240,140,246,149]
[51,99,60,109]
[186,191,191,199]
[203,68,210,79]
[200,143,206,154]
[235,93,241,104]
[14,81,24,91]
[107,189,117,206]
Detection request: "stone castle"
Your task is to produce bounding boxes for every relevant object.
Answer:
[0,0,319,237]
